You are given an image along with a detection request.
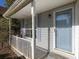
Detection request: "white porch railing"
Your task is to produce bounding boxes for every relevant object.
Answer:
[11,35,32,59]
[11,35,48,59]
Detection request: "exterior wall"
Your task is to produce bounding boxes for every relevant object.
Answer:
[36,11,54,51]
[36,2,79,59]
[36,10,70,59]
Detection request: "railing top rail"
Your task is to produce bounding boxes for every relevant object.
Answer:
[12,35,32,43]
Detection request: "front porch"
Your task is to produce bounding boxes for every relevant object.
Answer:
[3,0,79,59]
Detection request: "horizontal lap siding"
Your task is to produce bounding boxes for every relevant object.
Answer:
[36,13,49,49]
[36,11,54,51]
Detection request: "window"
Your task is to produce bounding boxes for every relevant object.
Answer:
[25,28,32,38]
[21,19,36,38]
[55,8,73,52]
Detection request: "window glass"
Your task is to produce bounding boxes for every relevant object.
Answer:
[55,9,72,52]
[20,19,36,38]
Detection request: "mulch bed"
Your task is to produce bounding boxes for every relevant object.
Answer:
[0,42,25,59]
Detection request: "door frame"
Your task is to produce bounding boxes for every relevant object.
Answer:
[53,4,75,54]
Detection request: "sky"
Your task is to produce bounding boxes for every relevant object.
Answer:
[0,0,6,7]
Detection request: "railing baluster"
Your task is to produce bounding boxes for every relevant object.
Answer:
[11,35,32,59]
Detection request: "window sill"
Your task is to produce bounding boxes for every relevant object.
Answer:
[52,49,75,58]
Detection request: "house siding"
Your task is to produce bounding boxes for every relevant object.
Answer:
[36,2,79,59]
[36,10,69,59]
[36,11,54,51]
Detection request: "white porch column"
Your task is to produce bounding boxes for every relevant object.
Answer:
[31,0,36,59]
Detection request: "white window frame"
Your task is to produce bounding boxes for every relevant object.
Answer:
[53,5,75,54]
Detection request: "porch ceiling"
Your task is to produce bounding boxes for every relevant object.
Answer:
[11,0,74,19]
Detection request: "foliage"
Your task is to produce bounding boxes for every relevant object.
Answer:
[11,18,20,35]
[0,16,9,42]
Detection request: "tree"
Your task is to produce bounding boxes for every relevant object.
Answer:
[0,16,9,48]
[11,18,20,36]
